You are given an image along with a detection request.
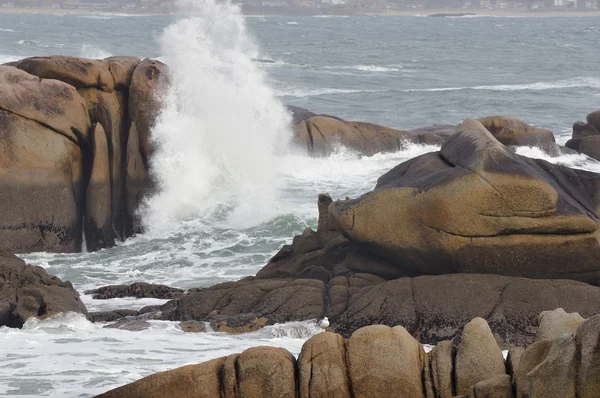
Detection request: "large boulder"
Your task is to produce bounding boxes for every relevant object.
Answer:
[85,282,183,300]
[429,340,456,397]
[96,358,225,398]
[15,56,115,91]
[535,308,584,341]
[0,66,91,253]
[0,250,87,327]
[454,318,506,395]
[575,314,600,398]
[578,135,600,162]
[294,115,419,156]
[329,118,600,284]
[346,325,425,398]
[479,115,558,154]
[586,110,600,132]
[236,347,297,397]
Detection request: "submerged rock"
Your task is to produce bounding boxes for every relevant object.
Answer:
[0,250,87,328]
[85,282,184,300]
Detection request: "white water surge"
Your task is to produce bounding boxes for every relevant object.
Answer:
[141,0,291,234]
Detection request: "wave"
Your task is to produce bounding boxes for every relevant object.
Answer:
[141,0,291,234]
[79,44,112,59]
[286,21,299,25]
[16,39,65,48]
[515,146,600,173]
[324,64,401,72]
[0,28,15,32]
[275,87,383,98]
[405,77,600,93]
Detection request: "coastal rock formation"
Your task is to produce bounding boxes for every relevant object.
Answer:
[478,115,558,155]
[0,56,166,253]
[85,282,183,300]
[96,315,600,398]
[0,65,90,253]
[329,118,600,284]
[564,110,600,161]
[0,250,86,328]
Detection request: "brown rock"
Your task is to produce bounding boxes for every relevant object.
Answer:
[535,308,584,341]
[95,358,225,398]
[479,115,557,154]
[506,347,524,381]
[525,334,576,398]
[329,118,600,284]
[430,340,456,398]
[125,122,149,236]
[85,282,183,299]
[16,56,114,91]
[455,318,506,395]
[209,315,269,334]
[467,375,512,398]
[298,331,350,398]
[236,346,296,398]
[572,121,599,140]
[586,110,600,132]
[104,319,151,331]
[178,320,207,333]
[575,314,600,398]
[104,56,141,89]
[87,309,138,323]
[514,340,552,398]
[347,325,425,398]
[578,135,600,161]
[220,353,240,397]
[0,250,87,328]
[85,123,113,251]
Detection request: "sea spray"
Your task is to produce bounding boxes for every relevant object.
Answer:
[141,0,292,234]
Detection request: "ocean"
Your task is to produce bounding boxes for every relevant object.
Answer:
[1,5,600,396]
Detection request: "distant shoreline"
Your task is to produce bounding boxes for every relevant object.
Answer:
[1,6,600,17]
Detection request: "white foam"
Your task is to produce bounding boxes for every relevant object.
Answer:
[324,64,401,72]
[405,77,600,93]
[275,87,383,98]
[0,28,15,32]
[141,0,291,235]
[79,44,112,59]
[515,146,600,173]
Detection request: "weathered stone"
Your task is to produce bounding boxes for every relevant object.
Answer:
[506,347,524,381]
[347,325,425,398]
[95,358,225,398]
[525,334,576,398]
[575,314,600,398]
[298,331,350,398]
[536,308,584,341]
[16,56,114,91]
[578,135,600,161]
[178,320,207,333]
[104,56,140,90]
[586,110,600,132]
[467,374,512,398]
[514,340,552,398]
[85,282,183,300]
[573,121,600,140]
[479,115,557,154]
[87,310,138,323]
[0,250,86,328]
[455,318,506,395]
[236,346,296,398]
[104,319,151,331]
[430,340,456,398]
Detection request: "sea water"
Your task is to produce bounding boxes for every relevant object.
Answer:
[1,4,600,396]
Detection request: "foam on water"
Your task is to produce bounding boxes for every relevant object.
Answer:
[405,76,600,92]
[140,0,291,235]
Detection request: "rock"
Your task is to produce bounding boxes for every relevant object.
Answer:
[514,340,552,398]
[104,56,141,90]
[479,115,558,154]
[95,358,225,398]
[125,123,149,236]
[536,308,584,341]
[85,123,113,251]
[209,315,269,334]
[287,105,316,124]
[236,346,296,398]
[430,340,456,398]
[329,118,600,284]
[578,135,600,161]
[15,56,114,91]
[178,320,207,333]
[586,110,600,132]
[294,115,419,156]
[298,331,350,398]
[87,309,138,323]
[85,282,183,300]
[411,124,456,145]
[0,250,87,328]
[104,319,151,331]
[572,121,600,140]
[220,353,240,397]
[454,318,506,395]
[160,278,325,326]
[506,347,524,381]
[575,314,600,398]
[467,374,512,398]
[524,334,577,398]
[347,325,425,398]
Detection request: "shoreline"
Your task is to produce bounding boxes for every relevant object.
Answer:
[1,7,600,17]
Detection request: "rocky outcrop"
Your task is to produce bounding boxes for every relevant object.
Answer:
[1,56,166,253]
[95,315,600,398]
[564,110,600,161]
[85,282,183,300]
[535,308,584,341]
[478,115,558,155]
[0,65,90,253]
[329,118,600,284]
[0,250,86,327]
